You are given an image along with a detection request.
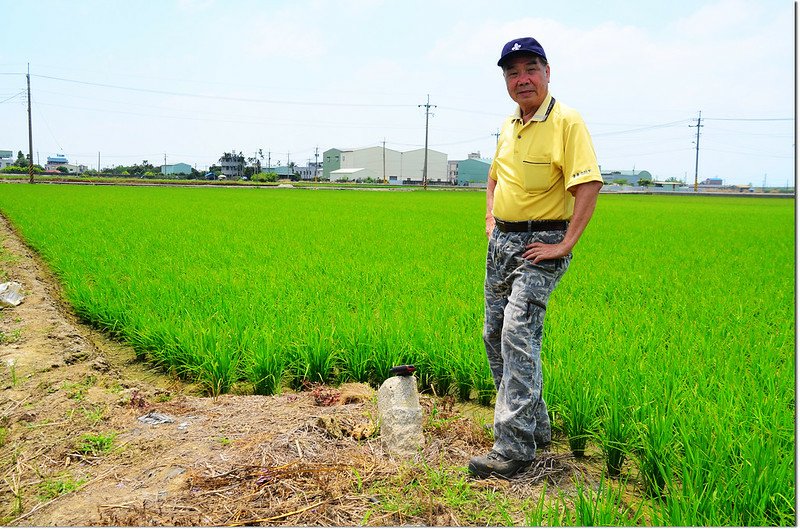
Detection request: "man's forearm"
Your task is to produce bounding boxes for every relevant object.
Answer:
[485,178,497,238]
[561,181,602,252]
[486,178,497,220]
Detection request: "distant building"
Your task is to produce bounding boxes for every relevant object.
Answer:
[45,154,69,172]
[219,152,245,179]
[266,166,295,179]
[602,169,652,185]
[161,163,192,176]
[450,152,491,186]
[653,180,686,189]
[701,177,723,186]
[295,161,322,181]
[44,154,87,173]
[323,146,448,184]
[0,150,12,169]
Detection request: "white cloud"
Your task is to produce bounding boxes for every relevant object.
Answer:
[673,0,760,37]
[175,0,215,12]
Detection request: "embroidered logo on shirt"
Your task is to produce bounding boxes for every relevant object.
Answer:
[572,169,592,179]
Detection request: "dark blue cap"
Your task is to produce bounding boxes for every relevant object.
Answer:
[498,37,547,67]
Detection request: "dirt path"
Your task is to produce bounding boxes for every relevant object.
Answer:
[0,212,596,526]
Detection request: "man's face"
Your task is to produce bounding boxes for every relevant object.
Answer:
[503,55,550,114]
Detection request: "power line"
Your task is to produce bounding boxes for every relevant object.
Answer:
[704,117,793,121]
[592,119,689,137]
[0,91,24,104]
[31,100,420,131]
[31,74,416,108]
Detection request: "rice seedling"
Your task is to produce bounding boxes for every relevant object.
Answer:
[634,409,677,499]
[599,380,634,477]
[569,476,644,526]
[244,334,286,396]
[560,380,601,458]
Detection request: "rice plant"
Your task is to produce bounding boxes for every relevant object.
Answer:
[561,381,601,458]
[0,185,793,525]
[599,381,634,477]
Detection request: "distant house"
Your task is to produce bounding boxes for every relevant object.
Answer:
[44,154,86,174]
[45,154,69,172]
[653,180,685,190]
[295,162,322,181]
[161,163,192,176]
[266,166,296,179]
[602,169,652,185]
[450,152,491,186]
[0,150,12,169]
[701,178,723,186]
[219,152,245,179]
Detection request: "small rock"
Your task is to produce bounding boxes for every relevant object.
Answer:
[138,412,175,425]
[0,282,24,307]
[63,350,90,365]
[89,357,111,373]
[165,467,186,480]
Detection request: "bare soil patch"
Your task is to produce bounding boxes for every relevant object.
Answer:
[0,212,613,526]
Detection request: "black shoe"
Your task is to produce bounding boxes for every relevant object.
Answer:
[468,451,533,479]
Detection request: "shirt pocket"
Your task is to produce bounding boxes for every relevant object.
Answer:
[521,156,552,192]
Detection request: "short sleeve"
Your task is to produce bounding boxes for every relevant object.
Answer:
[562,118,602,191]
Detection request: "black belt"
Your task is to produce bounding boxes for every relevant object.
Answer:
[494,218,568,232]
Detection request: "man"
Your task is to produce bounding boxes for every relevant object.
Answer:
[468,37,603,479]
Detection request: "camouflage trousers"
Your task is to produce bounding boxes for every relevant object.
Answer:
[483,226,570,461]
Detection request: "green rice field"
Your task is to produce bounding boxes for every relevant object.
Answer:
[0,184,794,525]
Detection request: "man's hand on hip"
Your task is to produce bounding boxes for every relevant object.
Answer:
[523,241,570,264]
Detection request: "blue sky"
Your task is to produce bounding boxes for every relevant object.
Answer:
[0,0,794,185]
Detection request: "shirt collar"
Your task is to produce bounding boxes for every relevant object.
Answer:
[511,93,554,123]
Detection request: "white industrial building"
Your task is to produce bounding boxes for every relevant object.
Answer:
[323,146,449,184]
[0,150,12,169]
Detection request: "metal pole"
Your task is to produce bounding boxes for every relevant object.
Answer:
[26,63,34,184]
[691,110,702,192]
[423,95,429,189]
[419,94,436,190]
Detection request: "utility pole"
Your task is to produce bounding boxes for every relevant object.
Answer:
[689,110,703,192]
[267,151,271,172]
[26,63,34,184]
[419,94,436,190]
[382,138,386,184]
[314,146,319,182]
[492,129,500,146]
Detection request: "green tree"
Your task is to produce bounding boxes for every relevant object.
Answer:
[613,178,628,185]
[638,178,653,187]
[56,166,69,174]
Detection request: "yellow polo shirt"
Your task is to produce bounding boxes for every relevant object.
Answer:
[489,93,602,221]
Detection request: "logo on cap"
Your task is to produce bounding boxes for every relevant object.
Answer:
[511,43,521,51]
